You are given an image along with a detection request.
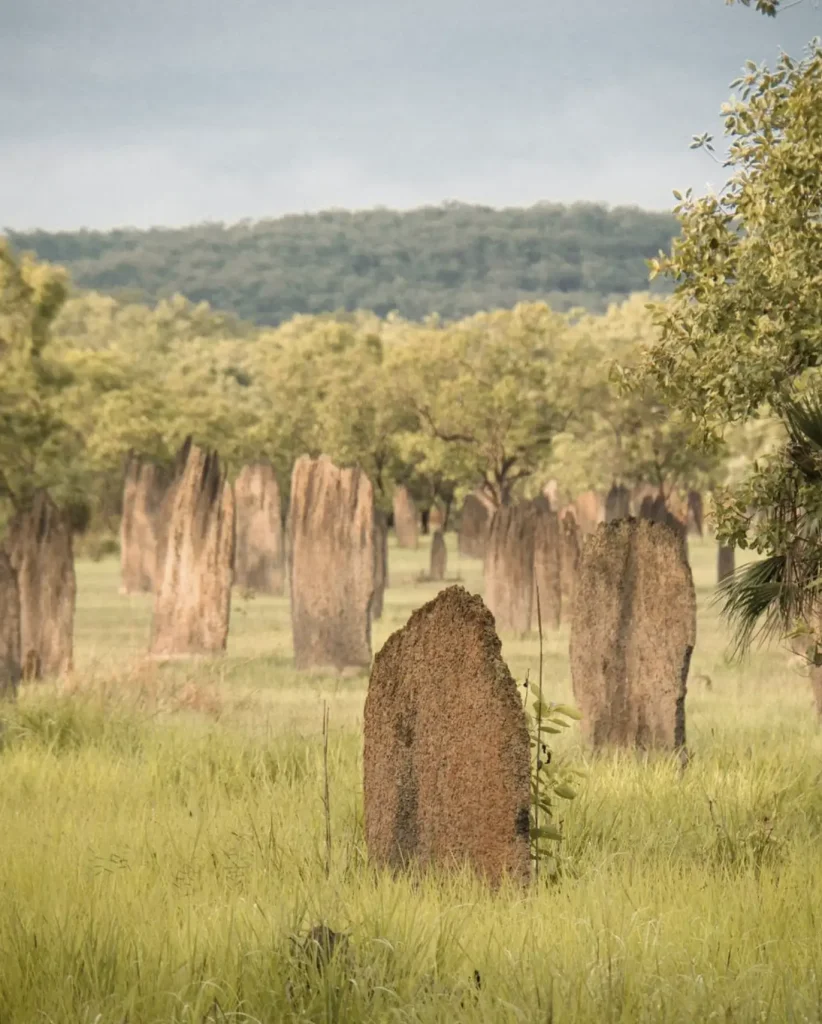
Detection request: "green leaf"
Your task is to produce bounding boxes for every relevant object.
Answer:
[530,825,563,841]
[551,704,583,721]
[544,714,572,727]
[554,784,577,800]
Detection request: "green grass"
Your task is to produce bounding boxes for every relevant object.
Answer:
[2,534,822,1023]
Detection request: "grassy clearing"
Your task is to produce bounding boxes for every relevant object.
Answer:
[2,535,822,1023]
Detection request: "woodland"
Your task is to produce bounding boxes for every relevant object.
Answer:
[1,2,822,1021]
[0,262,742,543]
[6,202,676,325]
[2,4,821,652]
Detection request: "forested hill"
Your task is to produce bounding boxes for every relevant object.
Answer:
[7,202,678,325]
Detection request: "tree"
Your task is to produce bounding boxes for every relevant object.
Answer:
[387,304,580,507]
[547,295,722,500]
[630,36,822,651]
[250,312,420,506]
[0,241,76,506]
[6,203,677,327]
[51,290,264,474]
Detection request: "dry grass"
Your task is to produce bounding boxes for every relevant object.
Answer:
[1,534,821,1023]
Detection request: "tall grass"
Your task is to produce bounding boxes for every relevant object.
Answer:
[1,536,821,1022]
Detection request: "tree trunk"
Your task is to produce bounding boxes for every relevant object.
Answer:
[717,544,735,583]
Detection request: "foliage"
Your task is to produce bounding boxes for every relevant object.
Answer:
[715,391,822,655]
[250,313,418,505]
[520,586,582,877]
[640,42,822,434]
[0,240,76,505]
[642,43,822,420]
[721,416,786,488]
[725,0,785,14]
[43,288,265,523]
[387,304,584,506]
[629,36,822,650]
[522,676,581,873]
[547,295,724,499]
[1,244,740,527]
[5,202,676,326]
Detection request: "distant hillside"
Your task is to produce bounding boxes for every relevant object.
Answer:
[7,202,678,324]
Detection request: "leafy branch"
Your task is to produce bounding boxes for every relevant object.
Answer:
[521,586,583,880]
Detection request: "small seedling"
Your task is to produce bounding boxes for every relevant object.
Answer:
[523,585,583,879]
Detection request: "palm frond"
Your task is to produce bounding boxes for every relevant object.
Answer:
[715,554,796,657]
[783,392,822,482]
[716,390,822,658]
[784,391,822,452]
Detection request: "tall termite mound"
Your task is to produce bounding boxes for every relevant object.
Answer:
[364,585,531,887]
[233,462,285,594]
[5,490,76,680]
[149,438,235,657]
[484,503,536,635]
[120,453,170,593]
[288,455,375,670]
[570,517,696,750]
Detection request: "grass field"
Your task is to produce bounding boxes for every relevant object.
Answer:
[2,534,822,1023]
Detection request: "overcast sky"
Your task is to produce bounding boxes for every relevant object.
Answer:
[2,0,820,231]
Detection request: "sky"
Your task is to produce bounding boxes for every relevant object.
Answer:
[2,0,821,232]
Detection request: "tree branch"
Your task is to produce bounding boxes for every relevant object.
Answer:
[414,401,478,446]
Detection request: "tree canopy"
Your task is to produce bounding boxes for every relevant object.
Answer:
[5,202,676,327]
[551,295,723,499]
[0,230,745,542]
[0,241,75,505]
[631,32,822,652]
